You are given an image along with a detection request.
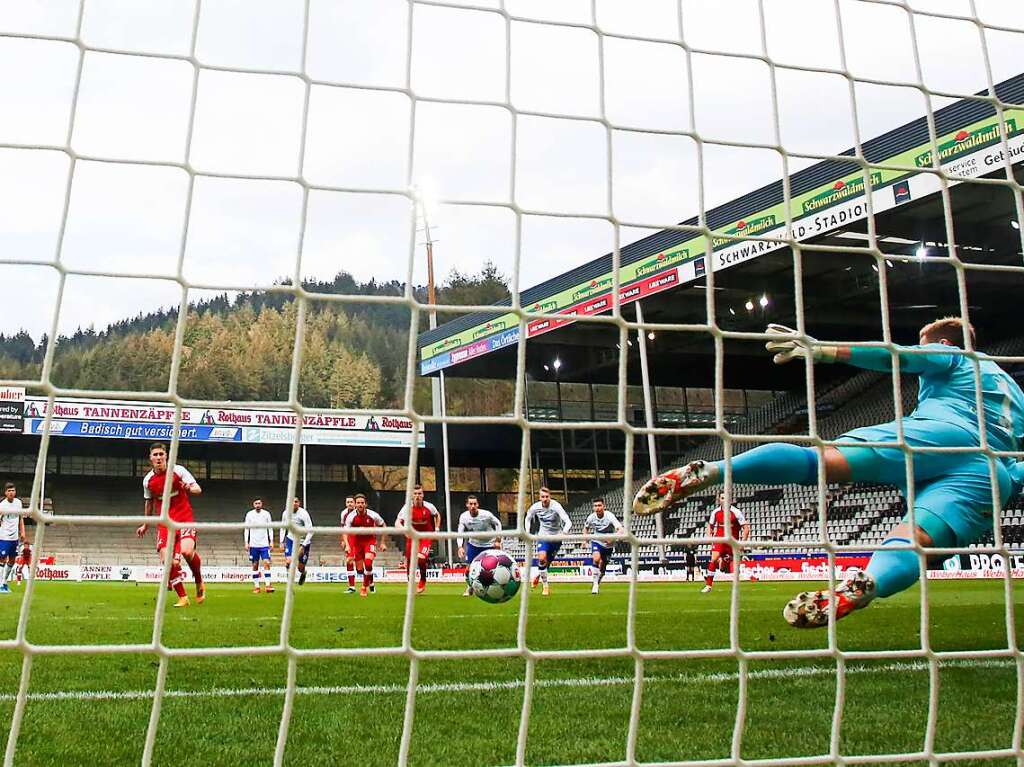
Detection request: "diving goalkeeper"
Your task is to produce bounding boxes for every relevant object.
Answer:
[633,317,1024,628]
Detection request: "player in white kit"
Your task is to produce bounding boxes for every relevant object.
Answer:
[0,483,26,594]
[280,497,313,586]
[457,495,503,596]
[244,498,275,594]
[524,487,571,597]
[583,498,623,594]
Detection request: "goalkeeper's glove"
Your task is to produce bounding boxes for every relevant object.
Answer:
[764,323,840,365]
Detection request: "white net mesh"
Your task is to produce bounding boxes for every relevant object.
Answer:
[1,0,1023,765]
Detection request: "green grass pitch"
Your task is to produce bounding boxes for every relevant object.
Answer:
[0,579,1018,766]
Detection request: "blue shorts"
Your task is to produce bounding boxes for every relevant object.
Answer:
[284,538,310,564]
[536,541,562,561]
[0,540,16,559]
[465,542,490,563]
[249,546,271,563]
[591,541,612,560]
[837,417,1012,547]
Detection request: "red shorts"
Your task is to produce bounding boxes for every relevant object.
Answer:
[405,537,433,562]
[349,537,377,562]
[712,544,735,573]
[157,525,197,555]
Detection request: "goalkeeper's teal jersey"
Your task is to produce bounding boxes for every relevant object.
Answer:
[848,343,1024,455]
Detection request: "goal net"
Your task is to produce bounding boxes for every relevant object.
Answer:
[1,1,1023,765]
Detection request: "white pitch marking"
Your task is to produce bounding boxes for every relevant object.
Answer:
[1,658,1012,704]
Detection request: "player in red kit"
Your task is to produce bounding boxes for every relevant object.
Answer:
[343,494,386,597]
[13,542,30,586]
[396,485,441,595]
[340,495,358,593]
[136,443,205,608]
[701,493,750,593]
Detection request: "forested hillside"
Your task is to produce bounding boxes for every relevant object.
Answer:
[0,264,513,414]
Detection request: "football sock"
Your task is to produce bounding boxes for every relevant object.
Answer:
[866,537,919,598]
[711,443,817,486]
[347,567,355,588]
[592,571,600,585]
[263,570,272,586]
[252,571,260,588]
[0,564,8,583]
[539,566,548,584]
[6,565,14,583]
[363,570,373,588]
[184,551,202,585]
[418,560,427,584]
[169,563,187,598]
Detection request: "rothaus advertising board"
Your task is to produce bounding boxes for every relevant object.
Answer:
[21,396,424,448]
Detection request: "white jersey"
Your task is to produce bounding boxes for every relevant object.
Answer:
[457,509,502,547]
[0,498,22,541]
[525,500,571,536]
[244,508,274,548]
[281,507,313,545]
[584,510,622,536]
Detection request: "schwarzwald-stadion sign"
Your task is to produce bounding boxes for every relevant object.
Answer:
[419,106,1024,376]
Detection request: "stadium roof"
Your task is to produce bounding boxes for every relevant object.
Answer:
[417,73,1024,391]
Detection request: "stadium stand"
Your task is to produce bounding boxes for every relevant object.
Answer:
[7,475,406,567]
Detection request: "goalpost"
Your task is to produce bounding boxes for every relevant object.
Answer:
[1,1,1023,766]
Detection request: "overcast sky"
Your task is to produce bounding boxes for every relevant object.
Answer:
[1,0,1022,341]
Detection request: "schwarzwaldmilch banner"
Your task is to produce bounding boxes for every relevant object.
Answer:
[0,387,24,434]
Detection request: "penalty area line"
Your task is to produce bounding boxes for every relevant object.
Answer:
[0,658,1013,704]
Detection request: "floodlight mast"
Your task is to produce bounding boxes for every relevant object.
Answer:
[415,186,454,566]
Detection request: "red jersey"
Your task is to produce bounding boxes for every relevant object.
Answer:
[708,506,746,539]
[344,509,385,541]
[397,501,439,532]
[143,465,197,523]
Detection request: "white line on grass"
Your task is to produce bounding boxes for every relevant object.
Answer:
[43,610,666,621]
[2,658,1012,704]
[52,616,283,622]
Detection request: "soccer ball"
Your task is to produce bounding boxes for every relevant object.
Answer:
[467,549,521,604]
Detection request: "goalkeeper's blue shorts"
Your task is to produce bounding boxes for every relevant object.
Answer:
[836,417,1012,547]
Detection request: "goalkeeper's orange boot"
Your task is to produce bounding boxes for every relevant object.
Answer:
[195,583,206,604]
[172,595,190,608]
[416,581,426,595]
[359,586,368,597]
[783,569,876,628]
[632,460,720,516]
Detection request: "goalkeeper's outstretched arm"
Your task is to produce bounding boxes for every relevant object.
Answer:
[765,324,957,376]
